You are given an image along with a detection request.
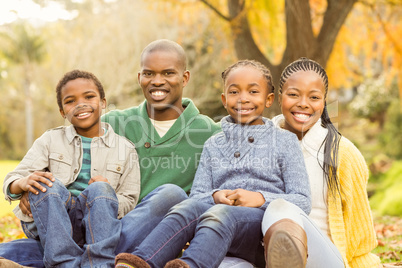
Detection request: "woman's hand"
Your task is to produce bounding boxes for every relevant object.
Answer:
[226,189,265,207]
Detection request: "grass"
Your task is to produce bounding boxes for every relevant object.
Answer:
[0,160,401,264]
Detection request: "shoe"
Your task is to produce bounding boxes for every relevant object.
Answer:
[0,257,32,268]
[164,259,190,268]
[115,253,151,268]
[263,219,307,268]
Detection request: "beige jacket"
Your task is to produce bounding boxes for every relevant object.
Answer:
[3,123,140,222]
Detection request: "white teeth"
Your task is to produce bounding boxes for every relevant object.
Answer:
[294,113,310,119]
[78,112,89,117]
[151,91,167,96]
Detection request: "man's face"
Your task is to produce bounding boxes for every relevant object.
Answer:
[138,50,190,120]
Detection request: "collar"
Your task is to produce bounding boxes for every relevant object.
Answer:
[272,114,328,157]
[139,98,200,143]
[65,122,115,147]
[221,115,273,141]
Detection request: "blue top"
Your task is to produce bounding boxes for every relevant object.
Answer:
[189,115,311,213]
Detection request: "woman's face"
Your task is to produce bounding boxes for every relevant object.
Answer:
[279,70,326,140]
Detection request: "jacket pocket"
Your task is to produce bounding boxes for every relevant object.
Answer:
[105,163,124,189]
[49,152,73,180]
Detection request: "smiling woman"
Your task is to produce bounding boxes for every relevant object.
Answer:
[0,0,76,25]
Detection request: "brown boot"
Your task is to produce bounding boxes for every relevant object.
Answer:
[263,219,308,268]
[115,253,151,268]
[164,259,190,268]
[0,257,32,268]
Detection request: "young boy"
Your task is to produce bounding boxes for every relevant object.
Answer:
[114,60,311,268]
[3,70,140,268]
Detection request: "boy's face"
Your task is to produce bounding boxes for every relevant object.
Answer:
[138,50,190,121]
[221,66,274,125]
[279,70,326,140]
[59,78,106,138]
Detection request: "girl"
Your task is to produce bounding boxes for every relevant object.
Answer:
[262,58,381,268]
[114,60,311,268]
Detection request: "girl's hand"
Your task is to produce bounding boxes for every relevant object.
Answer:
[10,171,54,195]
[213,190,235,205]
[89,175,110,185]
[226,189,265,207]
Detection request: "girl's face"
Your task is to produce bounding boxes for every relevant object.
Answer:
[59,78,106,138]
[279,70,326,139]
[221,66,274,125]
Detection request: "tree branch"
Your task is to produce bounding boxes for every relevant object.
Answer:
[199,0,232,21]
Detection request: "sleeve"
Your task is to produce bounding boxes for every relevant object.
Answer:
[3,132,51,202]
[188,141,216,205]
[114,140,141,219]
[259,133,312,213]
[338,139,381,268]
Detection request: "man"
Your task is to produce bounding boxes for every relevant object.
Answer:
[0,39,221,267]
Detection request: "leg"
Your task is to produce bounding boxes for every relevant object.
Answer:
[180,205,265,268]
[29,179,83,268]
[116,184,188,254]
[262,199,344,268]
[77,181,121,268]
[117,199,211,268]
[0,239,44,268]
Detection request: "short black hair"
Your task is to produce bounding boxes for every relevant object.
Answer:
[140,39,187,71]
[56,70,105,110]
[221,59,275,93]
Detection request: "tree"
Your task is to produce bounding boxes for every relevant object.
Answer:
[0,22,46,150]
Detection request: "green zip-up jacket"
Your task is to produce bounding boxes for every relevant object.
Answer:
[102,98,221,201]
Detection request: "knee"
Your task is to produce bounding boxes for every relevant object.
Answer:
[84,181,116,200]
[29,178,65,200]
[151,184,188,207]
[198,204,234,228]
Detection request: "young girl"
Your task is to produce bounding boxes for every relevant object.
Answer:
[114,60,312,268]
[3,70,140,268]
[261,58,381,268]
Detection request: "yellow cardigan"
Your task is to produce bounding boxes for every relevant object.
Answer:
[328,137,382,268]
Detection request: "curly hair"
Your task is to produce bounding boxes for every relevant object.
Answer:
[221,59,275,93]
[56,70,105,110]
[280,57,342,198]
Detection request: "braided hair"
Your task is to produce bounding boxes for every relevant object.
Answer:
[222,59,275,93]
[279,57,342,199]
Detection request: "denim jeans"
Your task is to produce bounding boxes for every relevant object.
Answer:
[262,199,344,268]
[133,198,265,268]
[25,179,121,268]
[0,184,188,268]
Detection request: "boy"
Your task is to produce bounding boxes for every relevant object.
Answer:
[3,70,140,267]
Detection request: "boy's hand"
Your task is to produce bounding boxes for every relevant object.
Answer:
[19,191,32,217]
[89,175,110,185]
[213,190,235,205]
[10,171,54,195]
[226,189,265,207]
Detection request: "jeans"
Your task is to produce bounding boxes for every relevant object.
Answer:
[261,199,344,268]
[133,199,265,268]
[0,184,188,268]
[26,179,120,268]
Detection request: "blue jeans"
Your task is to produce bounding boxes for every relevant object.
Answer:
[26,179,121,268]
[132,199,265,268]
[0,184,188,268]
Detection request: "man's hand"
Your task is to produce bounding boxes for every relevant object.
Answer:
[213,190,235,205]
[89,175,110,185]
[19,191,32,217]
[226,189,265,208]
